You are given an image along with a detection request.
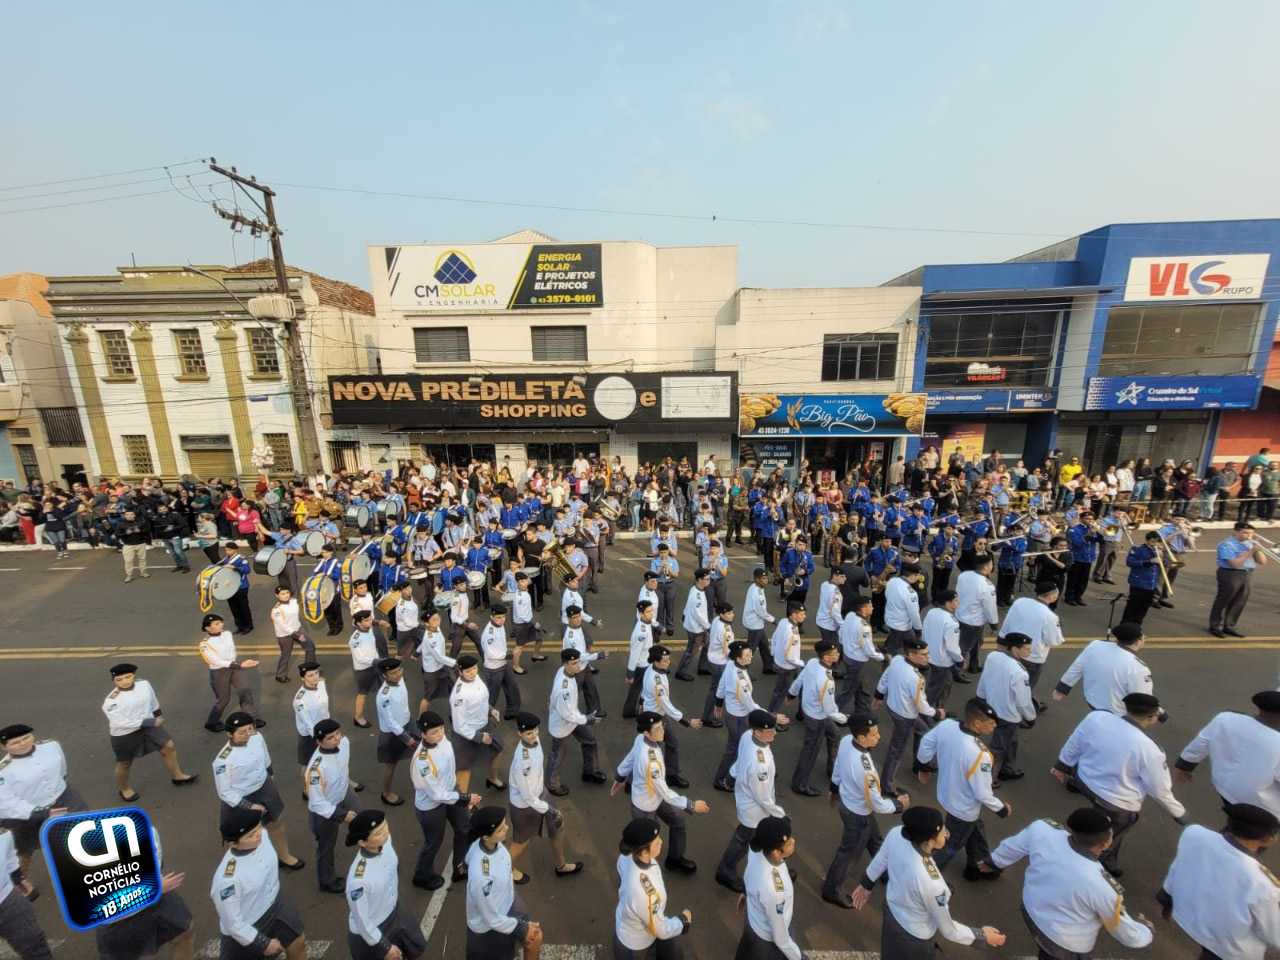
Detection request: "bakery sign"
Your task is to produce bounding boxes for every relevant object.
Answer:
[329,373,737,428]
[739,392,926,437]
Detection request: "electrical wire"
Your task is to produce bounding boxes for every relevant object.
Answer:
[0,159,207,193]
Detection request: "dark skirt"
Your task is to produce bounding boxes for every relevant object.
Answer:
[219,780,285,828]
[347,901,427,960]
[465,895,530,960]
[110,726,172,763]
[220,894,303,960]
[95,891,192,960]
[453,726,503,770]
[509,800,559,844]
[880,903,936,960]
[1,785,89,855]
[377,732,414,764]
[354,666,379,694]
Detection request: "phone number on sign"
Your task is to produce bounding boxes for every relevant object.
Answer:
[530,294,599,304]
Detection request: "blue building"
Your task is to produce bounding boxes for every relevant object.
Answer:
[890,219,1280,474]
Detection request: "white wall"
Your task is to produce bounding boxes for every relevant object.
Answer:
[1057,294,1099,411]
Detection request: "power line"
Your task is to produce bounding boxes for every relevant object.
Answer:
[0,159,208,193]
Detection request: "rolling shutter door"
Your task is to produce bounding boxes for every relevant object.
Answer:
[186,449,237,478]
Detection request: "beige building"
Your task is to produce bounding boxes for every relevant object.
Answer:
[46,260,374,482]
[0,273,92,486]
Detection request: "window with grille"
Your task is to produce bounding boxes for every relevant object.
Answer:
[413,327,471,363]
[15,445,39,485]
[247,328,280,375]
[173,328,207,375]
[328,441,361,473]
[122,435,154,474]
[39,408,86,447]
[821,333,899,381]
[100,330,134,376]
[262,433,295,473]
[531,326,587,362]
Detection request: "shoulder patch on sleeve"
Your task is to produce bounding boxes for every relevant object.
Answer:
[218,745,233,760]
[1043,817,1066,830]
[219,884,235,900]
[222,859,236,877]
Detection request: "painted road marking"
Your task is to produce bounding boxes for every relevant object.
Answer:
[195,939,331,958]
[418,874,452,946]
[47,566,87,570]
[532,949,1071,960]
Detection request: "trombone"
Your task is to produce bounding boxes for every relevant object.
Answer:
[1251,531,1280,563]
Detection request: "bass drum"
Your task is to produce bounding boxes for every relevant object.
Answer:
[466,570,487,589]
[301,531,326,557]
[378,499,401,522]
[252,547,287,577]
[341,553,374,584]
[301,573,336,623]
[344,504,370,529]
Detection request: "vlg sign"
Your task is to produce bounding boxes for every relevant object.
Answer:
[1124,254,1270,301]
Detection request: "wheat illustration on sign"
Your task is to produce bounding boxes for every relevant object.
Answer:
[785,398,803,431]
[738,393,782,434]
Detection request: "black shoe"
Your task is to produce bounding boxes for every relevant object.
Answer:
[380,794,405,806]
[792,785,821,797]
[665,857,697,875]
[594,710,608,720]
[582,771,606,784]
[966,664,982,674]
[1035,700,1048,714]
[666,629,674,637]
[279,858,306,871]
[823,893,854,909]
[321,879,346,894]
[1075,600,1088,607]
[666,774,690,789]
[704,718,723,728]
[696,668,712,676]
[550,783,570,796]
[962,864,1001,882]
[1225,628,1246,638]
[253,719,267,728]
[485,778,506,791]
[674,673,695,682]
[171,775,199,786]
[1157,599,1174,609]
[715,873,744,893]
[1210,628,1227,638]
[274,676,290,684]
[1101,578,1116,585]
[204,722,225,733]
[713,779,735,792]
[353,717,371,728]
[412,875,444,891]
[450,867,467,883]
[953,674,973,685]
[997,768,1025,781]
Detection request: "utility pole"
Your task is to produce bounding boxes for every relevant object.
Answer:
[201,159,323,474]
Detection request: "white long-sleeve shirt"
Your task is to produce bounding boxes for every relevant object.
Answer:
[213,734,271,808]
[884,577,922,632]
[1055,640,1152,713]
[509,739,550,814]
[729,734,785,828]
[417,629,456,673]
[976,651,1036,723]
[479,622,508,670]
[916,719,1004,822]
[816,581,844,631]
[466,840,517,934]
[271,599,303,637]
[410,740,461,811]
[629,619,658,672]
[562,624,598,663]
[305,739,352,820]
[770,620,803,671]
[617,734,689,813]
[839,612,882,663]
[831,737,898,816]
[743,850,803,960]
[211,833,280,948]
[707,618,735,666]
[682,586,710,633]
[615,854,683,950]
[348,629,379,671]
[450,677,491,742]
[292,681,329,738]
[199,631,240,670]
[992,818,1153,954]
[1056,710,1186,817]
[922,607,962,669]
[1178,711,1280,816]
[394,597,419,633]
[548,667,591,739]
[956,570,998,628]
[875,656,937,720]
[864,826,979,945]
[0,831,18,905]
[788,658,845,722]
[102,680,162,736]
[561,587,595,625]
[347,842,401,947]
[0,741,68,820]
[742,584,776,631]
[1163,823,1280,960]
[716,664,759,718]
[375,679,412,739]
[642,666,684,722]
[999,597,1063,665]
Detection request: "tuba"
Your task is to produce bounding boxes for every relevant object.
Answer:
[541,539,578,586]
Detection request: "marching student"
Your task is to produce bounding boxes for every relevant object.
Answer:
[955,554,998,674]
[976,632,1037,782]
[212,712,304,871]
[676,568,712,682]
[700,602,735,726]
[737,815,806,960]
[642,645,703,788]
[992,808,1154,957]
[415,608,456,716]
[883,562,923,659]
[345,810,427,960]
[815,567,846,644]
[767,602,807,714]
[215,541,254,635]
[449,575,484,661]
[480,603,522,719]
[915,698,1009,879]
[94,824,194,960]
[0,724,89,883]
[507,713,583,882]
[509,572,545,668]
[742,567,778,673]
[199,613,261,733]
[293,662,331,794]
[562,605,607,717]
[821,714,905,910]
[1175,690,1280,815]
[611,712,711,875]
[922,590,965,716]
[714,709,786,894]
[102,663,199,802]
[1052,692,1186,876]
[1052,622,1155,714]
[304,719,363,894]
[269,586,315,684]
[546,648,604,796]
[211,809,307,960]
[650,541,680,637]
[347,609,387,730]
[872,636,939,796]
[391,580,425,661]
[465,806,544,960]
[312,542,345,636]
[624,600,659,719]
[348,578,375,623]
[374,657,419,807]
[836,594,882,715]
[713,642,790,790]
[1158,802,1280,959]
[614,817,692,958]
[450,654,506,795]
[998,580,1063,711]
[410,711,481,891]
[787,639,847,797]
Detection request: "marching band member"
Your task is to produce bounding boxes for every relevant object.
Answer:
[998,580,1063,708]
[1211,520,1268,638]
[650,542,680,638]
[994,525,1027,608]
[1122,531,1165,626]
[836,594,882,714]
[345,809,426,960]
[1092,507,1127,585]
[1175,690,1280,816]
[312,542,345,636]
[927,523,960,606]
[1064,511,1102,606]
[778,534,814,606]
[863,534,898,633]
[742,567,778,673]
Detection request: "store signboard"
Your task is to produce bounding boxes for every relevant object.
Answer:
[740,440,798,470]
[1123,254,1269,302]
[380,243,604,310]
[945,424,987,462]
[739,392,925,437]
[1084,374,1261,411]
[329,372,736,428]
[926,388,1056,414]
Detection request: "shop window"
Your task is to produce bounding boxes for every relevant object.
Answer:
[1099,304,1261,377]
[328,440,361,473]
[821,333,898,382]
[924,306,1060,388]
[531,326,587,362]
[414,327,470,363]
[100,330,134,376]
[526,442,598,471]
[419,443,497,468]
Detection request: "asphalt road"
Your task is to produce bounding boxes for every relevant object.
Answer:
[1,535,1278,958]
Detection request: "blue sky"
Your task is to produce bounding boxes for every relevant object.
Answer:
[3,0,1277,291]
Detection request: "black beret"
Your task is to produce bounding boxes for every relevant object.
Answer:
[642,572,657,582]
[515,572,530,583]
[636,711,664,732]
[636,600,654,612]
[694,568,710,579]
[353,608,373,622]
[647,646,670,663]
[313,719,341,740]
[815,639,839,655]
[847,714,877,737]
[997,632,1032,648]
[750,815,792,853]
[225,712,256,732]
[852,593,872,607]
[966,698,998,721]
[1123,692,1161,716]
[901,562,922,576]
[0,724,33,744]
[1224,802,1280,833]
[471,805,506,838]
[1252,691,1280,714]
[220,807,263,842]
[110,663,138,676]
[298,661,321,676]
[622,817,661,849]
[1066,807,1113,835]
[753,567,767,577]
[715,603,734,614]
[394,580,411,591]
[490,603,508,615]
[565,604,583,617]
[728,640,750,660]
[902,635,928,651]
[456,654,479,670]
[1112,622,1144,645]
[202,613,224,629]
[748,709,776,730]
[561,648,581,662]
[377,657,402,672]
[419,711,445,731]
[515,712,541,732]
[831,567,847,577]
[344,809,386,846]
[1035,580,1059,596]
[901,806,945,842]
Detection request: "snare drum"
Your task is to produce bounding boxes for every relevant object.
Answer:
[466,571,487,589]
[301,573,336,623]
[427,561,445,576]
[486,547,502,560]
[344,504,370,529]
[502,528,519,541]
[501,591,519,603]
[409,566,431,582]
[301,530,325,557]
[376,592,399,615]
[252,546,287,577]
[378,500,401,521]
[521,566,542,580]
[432,593,454,609]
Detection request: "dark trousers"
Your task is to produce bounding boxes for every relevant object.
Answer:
[622,668,645,718]
[821,805,883,901]
[484,664,522,715]
[701,662,726,723]
[990,717,1019,776]
[413,802,473,881]
[676,630,708,679]
[1066,561,1091,603]
[323,596,344,633]
[996,569,1017,606]
[547,725,599,788]
[932,812,991,872]
[0,888,52,960]
[791,716,839,791]
[449,623,482,659]
[881,708,926,790]
[207,667,255,725]
[747,628,772,672]
[1093,543,1118,581]
[1073,778,1140,873]
[1158,564,1180,602]
[656,583,677,634]
[930,566,952,605]
[226,588,253,632]
[274,631,315,680]
[958,622,984,671]
[1122,586,1156,626]
[836,657,871,714]
[634,801,687,861]
[578,668,602,715]
[714,712,749,784]
[871,591,886,632]
[663,722,683,779]
[310,792,357,888]
[1210,568,1251,630]
[925,665,955,716]
[278,557,300,597]
[767,667,797,714]
[396,625,425,661]
[715,822,755,884]
[884,628,917,660]
[761,539,776,574]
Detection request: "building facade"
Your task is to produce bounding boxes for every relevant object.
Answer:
[0,273,91,486]
[46,261,373,483]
